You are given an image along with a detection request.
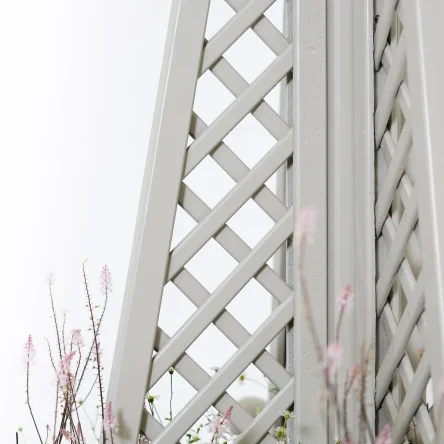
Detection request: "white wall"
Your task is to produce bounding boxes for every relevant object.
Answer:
[0,0,283,440]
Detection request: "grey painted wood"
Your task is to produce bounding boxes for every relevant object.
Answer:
[105,1,210,442]
[327,0,375,439]
[405,2,444,438]
[151,208,293,386]
[154,295,294,443]
[292,0,328,441]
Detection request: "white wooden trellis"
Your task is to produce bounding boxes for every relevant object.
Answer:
[106,0,444,443]
[374,0,444,443]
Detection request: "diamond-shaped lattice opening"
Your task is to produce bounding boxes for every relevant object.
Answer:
[182,155,236,209]
[226,198,275,249]
[187,134,194,148]
[223,28,277,84]
[194,70,235,125]
[263,0,285,33]
[171,205,198,250]
[186,323,238,374]
[225,279,273,334]
[147,365,197,428]
[223,113,277,169]
[264,168,286,199]
[158,282,198,337]
[184,238,239,292]
[205,0,236,40]
[225,362,275,415]
[263,82,283,115]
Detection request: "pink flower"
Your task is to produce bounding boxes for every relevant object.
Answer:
[325,342,343,376]
[210,406,233,440]
[375,424,391,444]
[24,335,35,366]
[104,401,119,433]
[60,429,74,441]
[297,207,317,242]
[71,329,83,348]
[57,351,76,389]
[337,284,354,313]
[101,265,113,295]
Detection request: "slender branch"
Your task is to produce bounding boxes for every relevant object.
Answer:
[62,311,67,356]
[75,272,109,397]
[53,383,59,443]
[81,404,100,443]
[25,360,43,444]
[48,274,63,361]
[169,370,174,421]
[152,402,163,426]
[82,261,106,443]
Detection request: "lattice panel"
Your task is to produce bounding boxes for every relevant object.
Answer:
[140,1,294,442]
[374,1,435,442]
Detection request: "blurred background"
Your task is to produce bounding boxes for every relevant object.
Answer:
[0,0,284,440]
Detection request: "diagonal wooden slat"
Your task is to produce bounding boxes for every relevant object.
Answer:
[178,185,291,303]
[106,3,211,442]
[184,45,292,176]
[375,30,406,146]
[236,377,294,443]
[144,328,278,444]
[170,266,292,389]
[153,295,294,444]
[390,352,433,444]
[224,0,289,55]
[208,50,289,138]
[374,0,400,68]
[168,131,292,280]
[201,0,277,73]
[375,124,413,236]
[376,272,425,407]
[152,208,293,385]
[189,114,288,221]
[140,412,163,441]
[381,216,425,360]
[377,191,418,315]
[380,42,411,121]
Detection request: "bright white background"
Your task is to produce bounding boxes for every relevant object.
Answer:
[0,0,284,441]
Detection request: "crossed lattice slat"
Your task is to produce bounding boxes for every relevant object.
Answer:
[140,1,294,442]
[374,1,435,442]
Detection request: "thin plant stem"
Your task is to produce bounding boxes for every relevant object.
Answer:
[78,375,98,408]
[81,404,100,443]
[82,261,106,443]
[53,383,59,443]
[152,402,163,426]
[25,354,43,444]
[62,311,67,356]
[75,271,109,398]
[48,275,63,361]
[169,372,174,421]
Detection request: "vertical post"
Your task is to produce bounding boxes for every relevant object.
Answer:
[351,0,376,439]
[405,0,444,434]
[293,0,328,442]
[327,0,375,439]
[106,1,210,442]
